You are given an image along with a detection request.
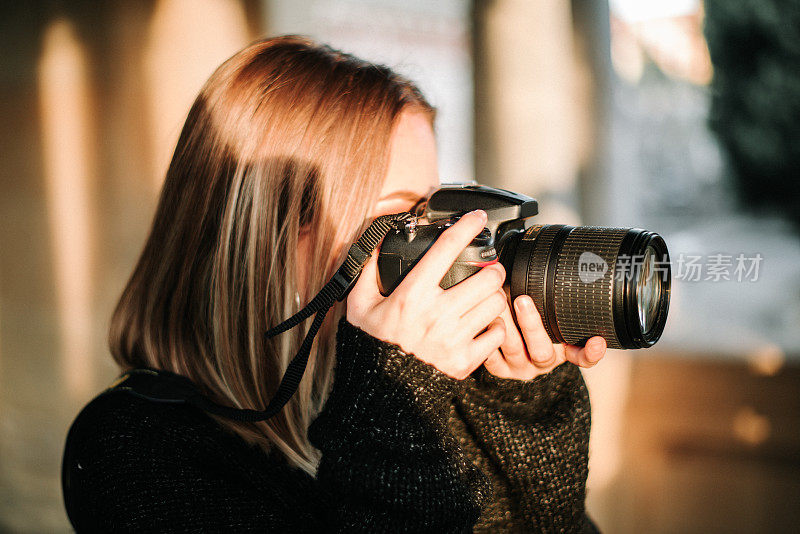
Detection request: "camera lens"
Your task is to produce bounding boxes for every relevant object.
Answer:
[501,225,671,349]
[637,245,661,335]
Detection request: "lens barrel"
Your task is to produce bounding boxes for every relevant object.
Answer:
[502,225,671,349]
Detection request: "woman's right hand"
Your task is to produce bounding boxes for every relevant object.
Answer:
[346,209,507,379]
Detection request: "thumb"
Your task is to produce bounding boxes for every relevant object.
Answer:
[346,251,383,312]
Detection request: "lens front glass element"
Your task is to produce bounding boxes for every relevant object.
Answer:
[637,245,662,335]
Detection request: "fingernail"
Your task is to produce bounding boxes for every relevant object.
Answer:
[587,338,605,362]
[468,209,487,222]
[495,264,506,282]
[584,339,602,364]
[515,295,532,312]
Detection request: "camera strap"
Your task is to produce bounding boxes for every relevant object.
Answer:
[107,212,413,422]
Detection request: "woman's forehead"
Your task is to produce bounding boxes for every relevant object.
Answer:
[380,110,439,200]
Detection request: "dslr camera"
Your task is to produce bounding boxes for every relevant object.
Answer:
[377,184,671,349]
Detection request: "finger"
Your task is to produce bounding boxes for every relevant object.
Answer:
[460,289,507,339]
[497,303,529,368]
[399,209,488,290]
[484,348,514,378]
[444,262,505,312]
[564,336,607,367]
[469,317,506,363]
[586,336,608,363]
[513,295,557,367]
[347,252,383,311]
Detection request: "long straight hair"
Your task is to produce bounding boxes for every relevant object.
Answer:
[108,36,434,473]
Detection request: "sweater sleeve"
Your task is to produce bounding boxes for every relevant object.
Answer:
[450,362,598,533]
[308,319,491,533]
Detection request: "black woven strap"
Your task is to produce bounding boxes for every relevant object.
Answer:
[195,308,329,422]
[109,212,412,422]
[264,213,411,338]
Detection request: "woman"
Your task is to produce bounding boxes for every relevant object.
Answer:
[62,36,607,532]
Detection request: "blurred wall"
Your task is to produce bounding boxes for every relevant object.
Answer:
[474,0,585,225]
[0,2,257,530]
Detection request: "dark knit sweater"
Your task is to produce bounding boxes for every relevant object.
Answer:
[62,319,597,533]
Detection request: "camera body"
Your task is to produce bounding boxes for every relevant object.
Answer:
[377,184,534,294]
[377,184,671,349]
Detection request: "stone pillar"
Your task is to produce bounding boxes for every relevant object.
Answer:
[473,0,585,224]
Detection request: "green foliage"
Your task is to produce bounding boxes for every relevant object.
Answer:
[705,0,800,230]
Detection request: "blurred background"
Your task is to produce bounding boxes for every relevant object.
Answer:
[1,0,799,531]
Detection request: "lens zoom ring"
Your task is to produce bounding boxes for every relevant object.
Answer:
[554,227,628,349]
[524,225,564,343]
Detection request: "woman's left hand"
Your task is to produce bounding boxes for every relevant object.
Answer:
[484,292,607,380]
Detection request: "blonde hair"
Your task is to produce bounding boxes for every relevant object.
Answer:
[109,36,434,473]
